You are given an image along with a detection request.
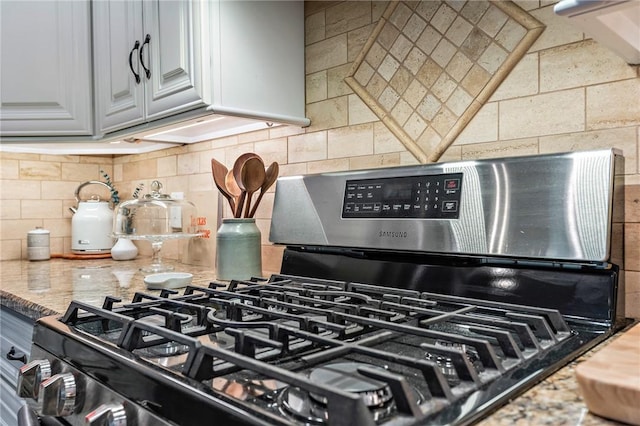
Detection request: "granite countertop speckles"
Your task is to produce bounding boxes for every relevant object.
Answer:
[0,259,629,425]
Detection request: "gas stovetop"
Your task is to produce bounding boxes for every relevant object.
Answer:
[26,273,616,426]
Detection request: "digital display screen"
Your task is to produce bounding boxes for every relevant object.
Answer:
[383,183,412,200]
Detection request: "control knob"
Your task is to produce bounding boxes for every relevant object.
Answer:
[38,372,76,416]
[17,359,51,399]
[85,403,127,426]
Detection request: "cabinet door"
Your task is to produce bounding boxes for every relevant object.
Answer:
[93,0,145,135]
[0,0,93,136]
[142,0,209,120]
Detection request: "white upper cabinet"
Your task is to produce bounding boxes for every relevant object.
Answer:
[93,0,210,135]
[0,1,93,136]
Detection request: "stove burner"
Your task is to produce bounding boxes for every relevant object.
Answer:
[425,340,483,386]
[308,362,392,407]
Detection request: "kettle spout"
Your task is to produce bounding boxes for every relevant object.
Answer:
[69,207,77,214]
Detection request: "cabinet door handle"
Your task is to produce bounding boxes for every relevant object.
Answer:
[6,346,27,364]
[129,40,141,84]
[139,34,151,79]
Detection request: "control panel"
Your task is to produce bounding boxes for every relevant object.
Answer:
[342,173,463,219]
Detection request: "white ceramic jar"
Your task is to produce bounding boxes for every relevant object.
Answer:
[27,227,50,261]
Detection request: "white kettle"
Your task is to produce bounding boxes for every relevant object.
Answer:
[70,181,114,254]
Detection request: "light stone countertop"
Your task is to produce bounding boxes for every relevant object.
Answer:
[0,259,628,426]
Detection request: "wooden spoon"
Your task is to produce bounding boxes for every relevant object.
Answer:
[248,162,279,218]
[232,153,260,218]
[210,158,235,214]
[225,170,242,217]
[241,157,266,218]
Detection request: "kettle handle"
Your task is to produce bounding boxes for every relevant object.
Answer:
[74,180,113,207]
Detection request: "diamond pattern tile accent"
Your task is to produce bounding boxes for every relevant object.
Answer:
[345,1,544,163]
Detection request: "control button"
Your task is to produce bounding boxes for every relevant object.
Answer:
[444,178,460,191]
[382,204,391,211]
[346,192,356,199]
[442,201,458,212]
[373,203,382,212]
[344,203,355,212]
[403,204,411,210]
[38,373,76,416]
[356,193,363,199]
[362,203,374,211]
[85,403,127,426]
[366,192,374,199]
[18,359,51,399]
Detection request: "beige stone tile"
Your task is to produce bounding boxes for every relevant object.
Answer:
[348,94,378,125]
[61,162,99,182]
[328,63,354,98]
[325,2,371,39]
[307,96,349,132]
[19,161,61,180]
[3,218,49,240]
[137,158,158,179]
[404,13,427,42]
[1,159,19,179]
[478,42,508,75]
[461,64,491,97]
[404,46,428,76]
[611,223,624,267]
[460,28,491,61]
[446,86,473,116]
[365,41,387,69]
[278,163,307,177]
[188,173,214,193]
[416,26,442,56]
[499,89,585,139]
[379,86,400,111]
[0,180,41,199]
[478,4,508,38]
[225,145,255,169]
[625,271,640,318]
[165,176,191,198]
[539,128,638,175]
[307,158,350,174]
[306,34,348,74]
[269,125,307,140]
[176,152,201,176]
[431,107,457,137]
[460,1,490,25]
[446,16,474,47]
[254,137,288,165]
[541,41,638,93]
[390,34,413,64]
[490,53,538,101]
[416,126,442,154]
[406,112,429,140]
[307,71,328,104]
[415,1,440,22]
[400,150,421,165]
[438,145,462,162]
[495,19,526,52]
[0,239,21,260]
[348,23,375,62]
[122,162,140,182]
[431,3,457,34]
[113,163,123,182]
[238,130,270,144]
[366,72,388,99]
[513,1,540,12]
[446,51,474,82]
[0,152,38,161]
[431,38,457,68]
[378,20,401,51]
[389,66,412,95]
[0,200,20,219]
[263,244,285,275]
[252,192,275,219]
[587,79,640,130]
[391,98,414,126]
[350,153,401,170]
[626,184,640,222]
[43,218,71,238]
[210,134,239,149]
[374,121,405,154]
[157,155,177,177]
[455,102,498,144]
[305,11,325,45]
[416,58,442,89]
[417,94,442,121]
[461,138,539,160]
[354,60,375,86]
[404,79,428,108]
[378,54,401,82]
[41,154,80,163]
[328,123,374,158]
[389,2,412,30]
[529,5,584,52]
[625,223,640,271]
[288,131,328,163]
[432,73,457,102]
[41,181,78,200]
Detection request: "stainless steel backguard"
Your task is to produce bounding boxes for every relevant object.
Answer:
[269,149,624,264]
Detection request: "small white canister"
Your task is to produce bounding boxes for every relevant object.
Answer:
[27,227,50,261]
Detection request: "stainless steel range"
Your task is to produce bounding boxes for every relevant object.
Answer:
[17,149,625,426]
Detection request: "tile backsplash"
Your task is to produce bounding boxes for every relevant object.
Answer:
[1,0,639,317]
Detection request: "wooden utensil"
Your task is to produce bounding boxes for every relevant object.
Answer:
[211,158,236,214]
[576,323,640,425]
[248,162,279,218]
[232,153,260,218]
[225,169,242,217]
[241,157,266,218]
